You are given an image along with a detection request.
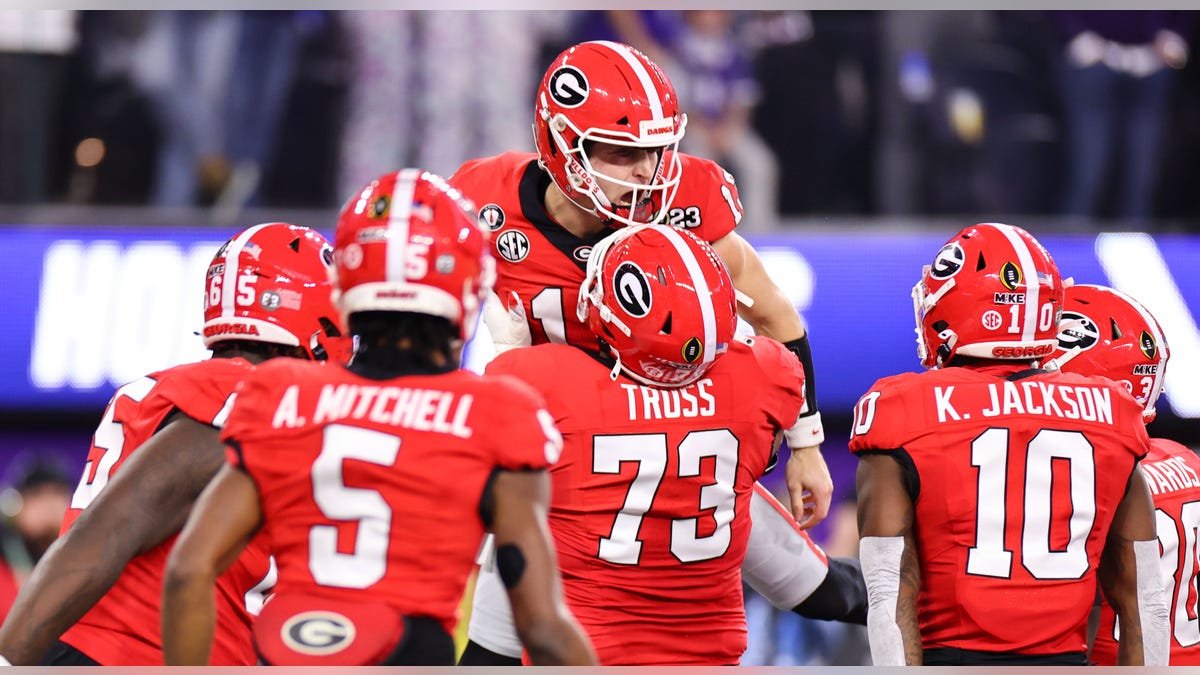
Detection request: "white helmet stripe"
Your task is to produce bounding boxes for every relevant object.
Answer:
[991,223,1041,342]
[386,169,420,284]
[220,222,272,319]
[593,40,664,119]
[655,225,717,366]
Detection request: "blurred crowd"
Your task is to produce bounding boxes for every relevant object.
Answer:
[1,10,1198,229]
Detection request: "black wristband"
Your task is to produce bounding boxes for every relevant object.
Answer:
[783,335,819,417]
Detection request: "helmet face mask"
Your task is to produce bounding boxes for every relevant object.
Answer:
[333,169,495,341]
[1047,284,1170,422]
[535,41,687,229]
[202,222,345,361]
[577,224,736,388]
[913,223,1064,369]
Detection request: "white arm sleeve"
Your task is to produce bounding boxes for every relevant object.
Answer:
[1134,538,1170,666]
[741,485,828,608]
[860,536,908,666]
[466,559,523,659]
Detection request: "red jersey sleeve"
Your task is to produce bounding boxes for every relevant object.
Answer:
[671,153,741,243]
[219,365,276,473]
[154,358,251,428]
[746,336,806,430]
[476,372,560,472]
[847,373,920,453]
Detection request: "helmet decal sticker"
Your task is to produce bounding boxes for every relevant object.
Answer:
[929,243,965,279]
[613,261,652,317]
[1058,311,1100,352]
[1000,261,1023,290]
[548,65,588,108]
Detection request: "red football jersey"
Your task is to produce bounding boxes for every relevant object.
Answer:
[60,358,274,665]
[849,365,1150,656]
[449,151,741,351]
[487,336,803,665]
[1092,437,1200,665]
[222,358,556,636]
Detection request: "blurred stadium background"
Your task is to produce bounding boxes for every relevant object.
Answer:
[1,9,1198,664]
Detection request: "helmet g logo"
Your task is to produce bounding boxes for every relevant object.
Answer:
[549,66,588,108]
[613,262,652,317]
[929,243,964,280]
[1058,311,1099,352]
[1000,262,1023,290]
[281,612,356,656]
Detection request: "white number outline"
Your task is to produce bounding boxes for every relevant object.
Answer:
[529,287,568,346]
[593,430,740,565]
[70,376,158,510]
[308,424,400,589]
[966,428,1096,580]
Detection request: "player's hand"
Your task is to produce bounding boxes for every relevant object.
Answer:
[785,444,833,529]
[483,290,532,354]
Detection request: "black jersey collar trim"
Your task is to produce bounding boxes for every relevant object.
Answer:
[518,161,612,272]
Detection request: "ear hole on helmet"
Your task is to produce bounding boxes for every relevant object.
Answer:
[616,116,629,126]
[976,252,987,271]
[1110,318,1122,341]
[656,266,667,285]
[319,317,342,338]
[289,237,301,252]
[661,313,673,335]
[933,320,949,332]
[601,323,615,340]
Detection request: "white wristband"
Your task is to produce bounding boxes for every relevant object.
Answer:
[784,411,825,448]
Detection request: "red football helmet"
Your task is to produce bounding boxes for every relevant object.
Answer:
[333,168,495,340]
[913,222,1064,368]
[1047,284,1169,422]
[202,222,346,361]
[577,224,736,387]
[534,40,686,228]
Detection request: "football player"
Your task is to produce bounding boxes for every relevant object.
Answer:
[1046,284,1181,665]
[0,223,346,665]
[450,39,829,528]
[160,169,597,666]
[472,223,808,664]
[451,40,864,664]
[852,223,1169,665]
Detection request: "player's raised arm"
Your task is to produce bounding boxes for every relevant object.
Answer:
[0,414,221,664]
[485,469,597,666]
[162,463,264,665]
[710,231,830,528]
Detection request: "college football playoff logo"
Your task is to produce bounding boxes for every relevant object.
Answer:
[929,243,964,280]
[281,611,356,656]
[1057,311,1099,352]
[1139,330,1158,359]
[496,230,530,263]
[999,262,1023,290]
[548,66,589,108]
[613,262,652,317]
